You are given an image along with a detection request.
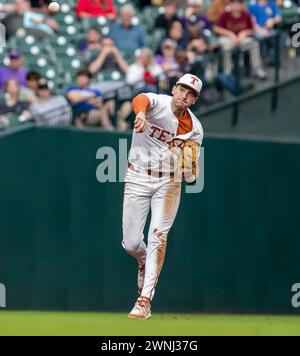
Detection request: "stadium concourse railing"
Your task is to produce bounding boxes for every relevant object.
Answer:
[225,32,281,127]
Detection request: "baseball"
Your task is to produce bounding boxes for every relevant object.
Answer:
[48,1,60,13]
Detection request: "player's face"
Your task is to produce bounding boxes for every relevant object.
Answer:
[172,84,197,110]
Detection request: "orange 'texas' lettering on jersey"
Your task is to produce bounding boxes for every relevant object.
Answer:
[149,125,179,145]
[149,126,161,138]
[149,125,187,148]
[157,130,171,143]
[149,125,187,149]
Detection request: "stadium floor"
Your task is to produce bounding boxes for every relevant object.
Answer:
[0,312,300,336]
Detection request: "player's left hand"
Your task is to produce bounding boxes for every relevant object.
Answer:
[179,141,200,183]
[134,112,148,133]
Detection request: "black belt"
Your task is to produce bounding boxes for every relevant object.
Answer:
[128,163,174,178]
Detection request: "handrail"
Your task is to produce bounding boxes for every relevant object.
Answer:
[215,32,281,126]
[198,73,300,119]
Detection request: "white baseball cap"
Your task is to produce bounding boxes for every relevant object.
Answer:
[176,74,202,96]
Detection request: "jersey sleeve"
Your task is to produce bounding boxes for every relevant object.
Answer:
[191,133,203,148]
[132,94,150,114]
[143,93,161,108]
[187,111,204,147]
[191,120,204,147]
[131,92,162,113]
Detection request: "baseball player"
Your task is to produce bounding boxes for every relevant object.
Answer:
[122,73,204,320]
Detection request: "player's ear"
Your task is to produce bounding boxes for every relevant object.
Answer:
[171,85,177,95]
[192,95,198,105]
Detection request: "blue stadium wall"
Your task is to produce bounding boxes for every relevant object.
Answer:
[0,80,300,314]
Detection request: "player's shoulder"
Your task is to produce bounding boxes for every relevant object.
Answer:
[144,92,172,101]
[144,92,172,108]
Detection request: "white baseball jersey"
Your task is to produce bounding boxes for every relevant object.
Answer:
[128,93,204,174]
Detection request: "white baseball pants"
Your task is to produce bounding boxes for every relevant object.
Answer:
[122,167,181,300]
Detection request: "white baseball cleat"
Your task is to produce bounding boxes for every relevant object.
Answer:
[128,296,151,320]
[137,263,145,295]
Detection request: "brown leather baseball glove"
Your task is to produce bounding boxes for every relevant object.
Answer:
[178,141,200,182]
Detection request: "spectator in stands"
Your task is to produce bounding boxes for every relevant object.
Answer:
[23,5,59,37]
[87,36,128,125]
[109,4,146,51]
[117,47,164,131]
[206,0,230,23]
[126,48,163,94]
[0,79,32,121]
[36,78,52,100]
[185,34,210,64]
[0,49,28,90]
[157,20,189,54]
[66,69,114,130]
[88,36,129,75]
[181,0,212,33]
[155,38,182,84]
[0,0,29,14]
[87,37,129,126]
[184,15,211,41]
[182,34,219,84]
[248,0,282,38]
[76,0,117,19]
[214,0,266,78]
[1,0,31,38]
[79,27,102,53]
[20,71,41,104]
[154,0,179,31]
[1,0,59,39]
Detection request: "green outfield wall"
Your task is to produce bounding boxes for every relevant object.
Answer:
[0,125,300,314]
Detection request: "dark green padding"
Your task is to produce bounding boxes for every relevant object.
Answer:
[0,126,300,313]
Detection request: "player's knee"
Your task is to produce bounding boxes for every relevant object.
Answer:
[122,239,140,254]
[152,229,168,247]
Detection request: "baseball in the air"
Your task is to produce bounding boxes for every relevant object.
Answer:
[48,1,60,13]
